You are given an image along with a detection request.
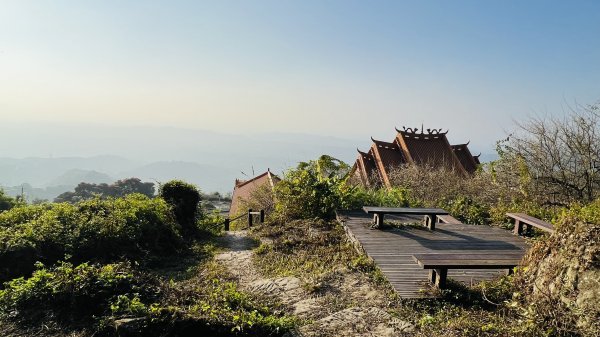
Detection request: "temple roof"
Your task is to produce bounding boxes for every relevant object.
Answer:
[451,144,480,174]
[354,149,379,187]
[230,169,279,216]
[369,138,407,187]
[351,125,480,188]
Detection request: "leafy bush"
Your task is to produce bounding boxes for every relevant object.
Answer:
[159,180,202,234]
[274,155,357,220]
[197,210,226,235]
[439,196,490,225]
[489,199,558,228]
[348,186,416,209]
[0,261,159,324]
[0,194,183,283]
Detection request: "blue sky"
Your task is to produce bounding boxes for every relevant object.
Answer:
[1,0,599,154]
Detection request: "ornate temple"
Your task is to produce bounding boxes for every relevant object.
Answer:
[350,127,480,188]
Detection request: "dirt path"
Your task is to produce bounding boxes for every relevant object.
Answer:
[214,230,414,337]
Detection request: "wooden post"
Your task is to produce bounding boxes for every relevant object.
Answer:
[248,208,253,227]
[260,210,265,223]
[372,213,384,228]
[224,218,230,231]
[429,269,437,284]
[434,269,447,289]
[424,215,435,230]
[513,220,522,235]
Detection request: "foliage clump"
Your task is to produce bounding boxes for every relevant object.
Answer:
[159,180,202,235]
[0,194,183,283]
[0,261,159,325]
[0,260,294,337]
[273,155,355,220]
[54,178,155,203]
[0,188,24,213]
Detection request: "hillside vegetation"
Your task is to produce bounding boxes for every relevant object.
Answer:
[0,180,293,337]
[1,103,599,336]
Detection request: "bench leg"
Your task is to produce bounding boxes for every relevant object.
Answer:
[513,220,523,235]
[434,269,448,289]
[372,214,384,228]
[424,215,435,230]
[429,269,437,284]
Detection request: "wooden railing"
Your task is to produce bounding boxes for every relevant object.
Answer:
[224,208,265,231]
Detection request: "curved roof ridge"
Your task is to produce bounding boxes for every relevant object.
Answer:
[396,126,448,136]
[371,137,399,147]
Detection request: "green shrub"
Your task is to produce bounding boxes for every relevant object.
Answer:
[0,194,184,283]
[0,261,159,324]
[348,187,417,209]
[489,199,558,227]
[439,196,490,225]
[159,180,202,235]
[274,155,357,220]
[197,210,225,236]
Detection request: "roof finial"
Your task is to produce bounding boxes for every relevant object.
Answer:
[421,123,424,134]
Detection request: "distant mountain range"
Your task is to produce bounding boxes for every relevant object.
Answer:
[0,157,242,201]
[0,122,498,201]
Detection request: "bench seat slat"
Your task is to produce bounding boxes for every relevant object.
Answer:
[363,206,449,215]
[412,253,522,269]
[506,212,554,231]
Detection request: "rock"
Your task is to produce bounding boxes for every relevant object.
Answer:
[114,317,147,337]
[520,218,600,336]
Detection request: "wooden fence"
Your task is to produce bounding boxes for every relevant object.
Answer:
[224,208,265,231]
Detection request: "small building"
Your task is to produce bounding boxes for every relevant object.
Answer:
[229,169,280,218]
[351,127,480,188]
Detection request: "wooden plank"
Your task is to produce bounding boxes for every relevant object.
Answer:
[437,214,462,224]
[363,206,449,215]
[412,253,524,260]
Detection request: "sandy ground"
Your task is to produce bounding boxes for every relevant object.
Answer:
[215,230,414,337]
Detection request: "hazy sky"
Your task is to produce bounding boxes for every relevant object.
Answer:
[1,1,599,151]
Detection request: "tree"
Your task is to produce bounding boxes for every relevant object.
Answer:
[497,101,600,204]
[159,180,201,235]
[54,178,155,203]
[0,188,18,212]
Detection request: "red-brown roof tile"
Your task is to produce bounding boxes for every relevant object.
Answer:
[230,170,279,216]
[396,130,466,175]
[370,138,407,187]
[451,143,480,174]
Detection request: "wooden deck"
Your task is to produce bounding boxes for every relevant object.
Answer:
[337,210,528,299]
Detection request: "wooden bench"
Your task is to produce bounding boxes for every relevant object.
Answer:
[363,206,449,230]
[506,212,554,236]
[412,253,523,289]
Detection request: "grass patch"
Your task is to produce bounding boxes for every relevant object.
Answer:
[250,219,360,278]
